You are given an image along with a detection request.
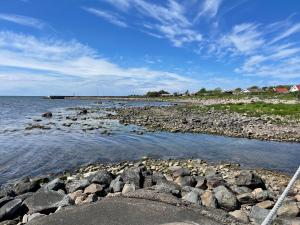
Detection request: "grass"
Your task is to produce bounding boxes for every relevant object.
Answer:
[189,102,300,120]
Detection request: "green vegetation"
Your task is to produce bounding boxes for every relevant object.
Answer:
[190,102,300,119]
[145,90,170,97]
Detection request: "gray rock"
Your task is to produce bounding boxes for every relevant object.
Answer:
[168,166,190,178]
[142,175,153,188]
[122,184,136,194]
[81,194,98,204]
[277,202,299,217]
[236,192,256,204]
[65,179,90,193]
[195,176,207,189]
[274,217,300,225]
[201,190,218,208]
[15,192,34,201]
[0,199,23,221]
[0,197,14,208]
[231,185,252,195]
[174,176,195,187]
[14,180,40,195]
[181,186,204,197]
[206,176,225,189]
[0,190,15,199]
[0,220,17,225]
[152,180,180,196]
[255,190,270,202]
[84,184,103,195]
[182,191,200,204]
[23,189,72,214]
[42,178,65,191]
[229,210,249,223]
[236,171,264,189]
[22,213,45,223]
[88,171,113,188]
[151,172,167,184]
[256,200,274,209]
[121,167,142,188]
[214,186,238,211]
[250,206,269,224]
[109,176,124,193]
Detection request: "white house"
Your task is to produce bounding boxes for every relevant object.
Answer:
[290,85,300,92]
[242,89,250,93]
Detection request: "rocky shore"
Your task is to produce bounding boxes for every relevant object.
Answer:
[0,158,299,225]
[107,105,300,142]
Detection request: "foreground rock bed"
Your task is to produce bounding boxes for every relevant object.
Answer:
[107,105,300,142]
[0,159,299,225]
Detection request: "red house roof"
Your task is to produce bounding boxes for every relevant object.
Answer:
[274,87,289,93]
[296,85,300,90]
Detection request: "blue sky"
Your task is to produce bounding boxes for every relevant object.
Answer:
[0,0,300,95]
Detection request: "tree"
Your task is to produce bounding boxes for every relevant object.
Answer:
[145,90,169,97]
[235,88,242,92]
[213,87,222,93]
[185,90,190,96]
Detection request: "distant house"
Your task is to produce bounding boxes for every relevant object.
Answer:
[161,93,173,97]
[241,89,250,93]
[290,85,300,92]
[274,87,289,93]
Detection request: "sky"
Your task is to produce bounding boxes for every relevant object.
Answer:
[0,0,300,96]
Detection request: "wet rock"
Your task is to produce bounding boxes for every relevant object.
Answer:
[256,200,274,209]
[0,199,23,221]
[65,179,90,193]
[249,206,270,224]
[42,112,52,118]
[121,183,136,194]
[88,171,113,188]
[277,202,300,217]
[121,167,142,188]
[201,190,218,208]
[42,178,65,191]
[23,189,72,214]
[236,171,264,189]
[84,184,103,195]
[236,192,256,204]
[214,186,238,211]
[14,179,40,195]
[168,166,190,178]
[109,176,124,193]
[182,191,200,204]
[229,210,249,223]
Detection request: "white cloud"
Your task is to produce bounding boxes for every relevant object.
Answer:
[83,7,128,28]
[271,22,300,44]
[194,0,223,22]
[0,13,46,29]
[0,31,199,95]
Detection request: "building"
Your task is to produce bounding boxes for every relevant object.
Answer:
[273,87,289,93]
[290,85,300,92]
[241,89,250,93]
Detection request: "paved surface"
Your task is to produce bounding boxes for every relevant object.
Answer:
[27,197,223,225]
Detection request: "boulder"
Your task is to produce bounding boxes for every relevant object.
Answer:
[181,186,203,197]
[236,171,264,189]
[84,184,103,195]
[81,194,97,204]
[22,213,45,223]
[213,186,238,211]
[151,172,167,184]
[142,175,153,188]
[249,206,269,224]
[88,171,113,188]
[229,210,249,223]
[109,176,124,193]
[236,192,256,204]
[0,220,17,225]
[174,176,195,187]
[206,176,225,190]
[0,197,14,208]
[168,166,190,178]
[0,190,15,199]
[256,200,274,209]
[0,199,23,221]
[201,190,217,208]
[182,191,200,205]
[277,202,299,217]
[68,190,84,201]
[195,176,207,190]
[65,179,90,193]
[42,112,52,118]
[152,180,180,196]
[231,185,252,195]
[14,180,40,195]
[23,189,72,214]
[42,178,65,192]
[122,184,136,194]
[121,167,142,188]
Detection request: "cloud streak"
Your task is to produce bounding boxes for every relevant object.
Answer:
[0,13,46,29]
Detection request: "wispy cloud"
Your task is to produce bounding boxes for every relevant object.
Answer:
[83,7,128,28]
[194,0,223,22]
[0,13,46,29]
[0,31,199,95]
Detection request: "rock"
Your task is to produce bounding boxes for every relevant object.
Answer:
[181,186,203,197]
[295,194,300,202]
[201,190,217,208]
[256,200,274,209]
[277,202,299,217]
[22,213,45,223]
[68,190,84,201]
[255,190,270,202]
[74,195,87,205]
[79,194,97,205]
[84,184,103,195]
[88,171,113,188]
[206,176,225,190]
[236,192,256,204]
[174,176,195,187]
[42,178,65,191]
[121,167,142,188]
[65,179,90,193]
[142,175,153,188]
[274,217,300,225]
[195,176,207,189]
[229,210,249,223]
[151,172,167,184]
[0,197,14,208]
[0,190,15,199]
[0,220,17,225]
[79,109,88,115]
[0,199,23,221]
[109,176,124,193]
[152,180,180,196]
[236,171,264,189]
[122,184,136,194]
[213,186,238,211]
[205,167,217,178]
[14,180,40,195]
[182,191,200,204]
[15,192,34,201]
[249,206,270,224]
[231,185,252,195]
[42,112,52,118]
[23,189,72,214]
[168,166,190,178]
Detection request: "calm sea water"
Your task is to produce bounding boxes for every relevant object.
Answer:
[0,97,299,185]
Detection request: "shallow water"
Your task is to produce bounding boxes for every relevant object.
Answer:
[0,97,299,185]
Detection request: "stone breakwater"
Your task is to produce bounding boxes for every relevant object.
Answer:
[107,105,300,142]
[0,159,300,225]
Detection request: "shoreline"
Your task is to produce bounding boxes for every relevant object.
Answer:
[1,158,299,224]
[107,104,300,143]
